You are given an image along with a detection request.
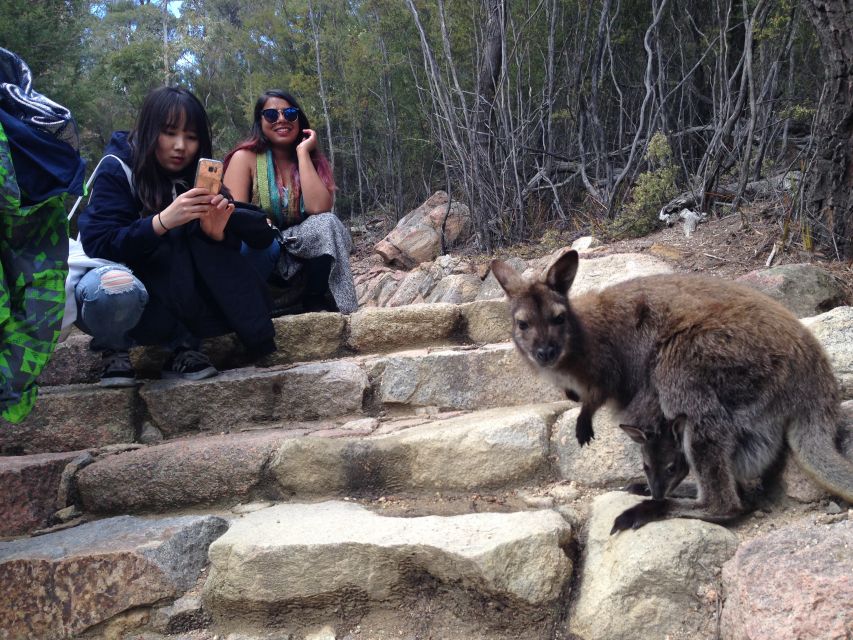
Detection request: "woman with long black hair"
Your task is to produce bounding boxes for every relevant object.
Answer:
[223,90,357,314]
[77,86,275,386]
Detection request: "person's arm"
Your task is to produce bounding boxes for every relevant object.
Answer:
[78,162,162,263]
[295,129,334,214]
[222,149,255,203]
[80,159,219,260]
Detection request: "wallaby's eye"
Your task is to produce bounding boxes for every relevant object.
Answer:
[517,320,529,331]
[665,463,677,475]
[550,314,566,326]
[642,463,650,474]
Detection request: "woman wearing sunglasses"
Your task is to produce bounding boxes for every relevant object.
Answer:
[76,86,275,386]
[223,90,357,314]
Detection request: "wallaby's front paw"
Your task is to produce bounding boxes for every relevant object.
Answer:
[611,508,640,534]
[576,429,595,446]
[575,406,595,446]
[610,500,668,534]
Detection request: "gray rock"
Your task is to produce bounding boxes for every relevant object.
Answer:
[737,263,847,318]
[425,274,483,304]
[204,501,572,614]
[0,385,136,454]
[37,332,100,385]
[374,343,565,410]
[0,514,227,639]
[77,430,296,513]
[386,269,431,307]
[721,519,853,640]
[270,403,566,494]
[802,306,853,399]
[152,591,211,634]
[347,304,459,353]
[459,299,511,344]
[0,450,85,536]
[140,361,368,436]
[270,312,347,364]
[552,406,642,487]
[138,422,164,445]
[568,252,674,296]
[569,492,738,640]
[374,192,472,269]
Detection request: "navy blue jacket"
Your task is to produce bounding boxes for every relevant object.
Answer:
[78,132,274,356]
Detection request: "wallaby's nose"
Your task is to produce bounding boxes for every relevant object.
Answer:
[535,344,558,365]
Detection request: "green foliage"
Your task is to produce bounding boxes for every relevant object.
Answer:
[616,132,678,238]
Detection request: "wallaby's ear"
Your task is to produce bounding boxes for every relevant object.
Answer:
[619,423,649,443]
[490,260,527,298]
[542,248,579,296]
[670,416,687,441]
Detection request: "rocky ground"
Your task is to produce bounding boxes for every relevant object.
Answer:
[1,202,852,640]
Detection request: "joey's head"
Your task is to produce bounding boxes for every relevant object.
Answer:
[491,248,579,369]
[620,417,689,500]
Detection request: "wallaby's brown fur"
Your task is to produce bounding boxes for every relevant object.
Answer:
[491,248,853,528]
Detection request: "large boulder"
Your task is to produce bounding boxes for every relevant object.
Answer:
[569,492,738,640]
[552,406,643,488]
[203,501,573,613]
[0,514,227,639]
[802,305,853,400]
[374,191,472,269]
[736,263,848,318]
[0,450,87,536]
[721,519,853,640]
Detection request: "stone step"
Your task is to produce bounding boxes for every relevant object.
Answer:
[0,502,574,640]
[0,343,565,455]
[202,501,573,638]
[38,300,511,387]
[74,402,570,515]
[0,513,227,639]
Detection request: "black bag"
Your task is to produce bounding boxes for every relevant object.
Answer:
[226,202,281,249]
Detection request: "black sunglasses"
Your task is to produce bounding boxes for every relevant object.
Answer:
[261,107,299,124]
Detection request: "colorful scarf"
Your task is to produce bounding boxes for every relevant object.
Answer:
[255,150,305,229]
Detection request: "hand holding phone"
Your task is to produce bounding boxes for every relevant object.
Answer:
[195,158,224,194]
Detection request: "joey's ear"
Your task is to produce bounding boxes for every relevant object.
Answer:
[490,260,527,298]
[543,248,579,296]
[670,416,687,441]
[619,424,649,443]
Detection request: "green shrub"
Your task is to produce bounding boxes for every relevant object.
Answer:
[614,132,678,238]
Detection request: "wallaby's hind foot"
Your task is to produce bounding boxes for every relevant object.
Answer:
[622,479,698,499]
[611,499,668,533]
[611,496,746,534]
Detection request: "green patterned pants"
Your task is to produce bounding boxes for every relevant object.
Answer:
[0,122,68,423]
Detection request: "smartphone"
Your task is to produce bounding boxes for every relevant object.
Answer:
[194,158,223,194]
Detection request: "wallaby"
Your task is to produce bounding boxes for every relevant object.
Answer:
[491,248,853,528]
[619,417,691,501]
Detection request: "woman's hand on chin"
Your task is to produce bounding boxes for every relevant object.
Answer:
[199,194,235,242]
[296,128,318,155]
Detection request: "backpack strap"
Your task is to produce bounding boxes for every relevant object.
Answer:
[67,153,133,221]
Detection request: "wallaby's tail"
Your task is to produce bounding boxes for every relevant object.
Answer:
[787,414,853,502]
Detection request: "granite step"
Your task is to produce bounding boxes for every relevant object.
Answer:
[38,300,510,387]
[0,502,573,640]
[74,402,570,515]
[0,343,565,455]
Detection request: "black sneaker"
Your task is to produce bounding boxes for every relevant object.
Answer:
[161,348,218,381]
[99,350,137,387]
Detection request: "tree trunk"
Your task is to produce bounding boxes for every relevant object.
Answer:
[801,0,853,259]
[472,0,504,250]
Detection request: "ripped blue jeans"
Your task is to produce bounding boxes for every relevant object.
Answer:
[75,264,148,352]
